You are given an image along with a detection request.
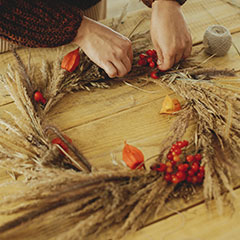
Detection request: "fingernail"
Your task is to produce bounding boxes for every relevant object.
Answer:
[157,59,162,65]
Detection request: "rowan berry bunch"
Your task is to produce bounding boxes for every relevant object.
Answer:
[138,49,158,68]
[151,140,205,185]
[137,49,163,79]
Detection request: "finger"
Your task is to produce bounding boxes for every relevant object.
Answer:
[102,61,118,78]
[174,52,183,65]
[158,51,175,71]
[122,56,132,73]
[183,44,192,59]
[113,59,128,77]
[127,44,133,63]
[183,35,192,59]
[155,46,163,67]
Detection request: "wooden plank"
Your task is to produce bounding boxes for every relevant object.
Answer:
[183,0,240,44]
[124,187,240,240]
[0,1,240,239]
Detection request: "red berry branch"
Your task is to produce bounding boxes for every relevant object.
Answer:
[151,140,205,185]
[137,49,164,79]
[138,49,157,68]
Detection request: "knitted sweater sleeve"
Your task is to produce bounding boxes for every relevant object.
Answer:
[142,0,187,8]
[0,0,85,48]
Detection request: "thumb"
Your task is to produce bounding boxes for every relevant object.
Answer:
[155,47,163,68]
[158,51,174,71]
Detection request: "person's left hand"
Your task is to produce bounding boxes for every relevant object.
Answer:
[151,0,192,71]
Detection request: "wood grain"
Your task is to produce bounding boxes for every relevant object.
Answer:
[0,0,240,239]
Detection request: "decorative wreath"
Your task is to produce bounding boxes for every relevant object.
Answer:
[0,17,239,240]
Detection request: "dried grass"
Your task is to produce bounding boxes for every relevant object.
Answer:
[0,21,240,240]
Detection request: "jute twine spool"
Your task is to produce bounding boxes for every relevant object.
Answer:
[203,25,232,56]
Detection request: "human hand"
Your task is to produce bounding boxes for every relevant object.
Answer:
[151,0,192,71]
[73,16,133,78]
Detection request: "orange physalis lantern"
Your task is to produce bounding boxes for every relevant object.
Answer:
[160,95,181,114]
[61,48,80,72]
[122,141,144,169]
[172,98,181,111]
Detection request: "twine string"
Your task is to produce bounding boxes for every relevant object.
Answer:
[203,25,232,56]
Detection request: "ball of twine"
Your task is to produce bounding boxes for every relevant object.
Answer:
[203,25,232,56]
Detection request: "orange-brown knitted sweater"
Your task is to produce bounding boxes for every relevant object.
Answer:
[0,0,101,47]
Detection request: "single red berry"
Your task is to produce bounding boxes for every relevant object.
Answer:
[51,135,72,155]
[197,172,204,183]
[34,91,44,102]
[152,50,157,58]
[149,61,155,68]
[147,57,153,63]
[167,153,173,160]
[166,167,173,173]
[187,176,192,183]
[138,59,147,66]
[183,163,189,170]
[172,175,180,184]
[172,151,177,156]
[164,173,172,182]
[171,144,178,149]
[34,91,47,105]
[178,164,186,172]
[197,171,204,179]
[41,97,47,105]
[166,161,172,167]
[139,54,147,59]
[150,71,159,79]
[199,166,205,173]
[195,153,202,161]
[52,138,69,154]
[182,140,189,147]
[191,162,199,172]
[192,176,198,184]
[187,169,195,177]
[197,177,204,183]
[186,155,194,162]
[146,49,154,56]
[173,148,182,155]
[157,163,167,172]
[176,171,186,181]
[173,155,180,162]
[176,141,184,148]
[170,160,177,166]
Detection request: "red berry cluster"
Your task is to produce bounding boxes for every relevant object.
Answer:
[137,49,164,80]
[138,49,158,69]
[151,140,205,185]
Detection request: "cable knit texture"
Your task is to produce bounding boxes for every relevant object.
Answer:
[0,0,90,47]
[142,0,187,8]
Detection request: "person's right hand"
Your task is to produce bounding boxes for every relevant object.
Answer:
[150,0,192,71]
[73,16,133,78]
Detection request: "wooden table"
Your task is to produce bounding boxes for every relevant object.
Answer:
[0,0,240,239]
